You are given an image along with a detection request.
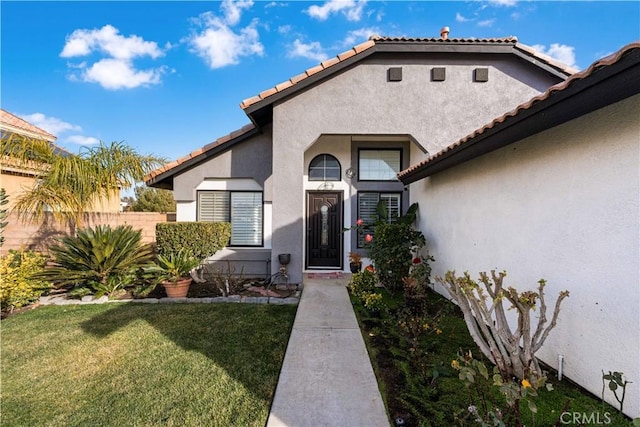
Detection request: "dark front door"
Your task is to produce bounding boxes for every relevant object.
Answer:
[307,192,342,268]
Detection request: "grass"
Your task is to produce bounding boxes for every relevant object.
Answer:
[1,302,297,427]
[351,288,632,427]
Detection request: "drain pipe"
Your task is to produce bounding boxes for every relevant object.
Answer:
[558,354,564,381]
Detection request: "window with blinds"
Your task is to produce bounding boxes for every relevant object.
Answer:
[197,191,263,246]
[357,192,401,247]
[358,149,401,181]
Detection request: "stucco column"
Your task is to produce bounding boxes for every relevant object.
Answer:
[271,117,305,284]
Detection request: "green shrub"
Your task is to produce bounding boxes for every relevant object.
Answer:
[0,250,51,310]
[368,222,425,292]
[349,270,377,299]
[156,222,231,260]
[362,292,386,312]
[37,225,153,296]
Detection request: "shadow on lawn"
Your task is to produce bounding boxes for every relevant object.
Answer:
[80,303,295,402]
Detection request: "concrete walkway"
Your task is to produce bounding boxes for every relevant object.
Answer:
[266,274,389,427]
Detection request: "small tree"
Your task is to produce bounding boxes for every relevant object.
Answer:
[437,270,569,381]
[131,186,176,212]
[1,134,164,229]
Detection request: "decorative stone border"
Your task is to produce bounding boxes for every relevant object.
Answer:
[39,293,300,306]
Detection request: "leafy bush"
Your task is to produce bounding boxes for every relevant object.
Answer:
[0,250,51,310]
[37,225,153,296]
[349,270,377,299]
[362,292,386,312]
[368,222,425,292]
[156,222,231,260]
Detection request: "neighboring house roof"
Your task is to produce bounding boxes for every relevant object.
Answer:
[398,41,640,184]
[146,35,578,189]
[1,108,71,176]
[0,108,57,141]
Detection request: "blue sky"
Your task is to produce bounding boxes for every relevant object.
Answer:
[2,1,639,164]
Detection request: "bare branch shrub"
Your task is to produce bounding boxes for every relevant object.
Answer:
[437,270,569,381]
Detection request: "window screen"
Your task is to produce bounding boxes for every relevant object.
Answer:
[358,150,401,181]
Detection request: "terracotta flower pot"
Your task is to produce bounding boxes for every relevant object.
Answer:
[162,277,192,298]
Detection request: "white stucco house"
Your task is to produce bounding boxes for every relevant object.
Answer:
[145,35,639,417]
[398,41,639,418]
[145,34,573,281]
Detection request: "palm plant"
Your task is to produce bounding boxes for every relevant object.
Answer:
[155,250,201,283]
[36,225,154,296]
[1,133,164,229]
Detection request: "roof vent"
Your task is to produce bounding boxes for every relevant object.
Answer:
[440,26,450,40]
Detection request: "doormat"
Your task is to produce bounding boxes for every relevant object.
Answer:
[305,272,345,279]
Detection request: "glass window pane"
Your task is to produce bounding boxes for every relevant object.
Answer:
[359,150,401,181]
[198,191,229,222]
[357,193,379,247]
[230,192,263,246]
[357,192,401,247]
[309,154,341,181]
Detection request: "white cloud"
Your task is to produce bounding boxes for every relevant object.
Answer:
[60,24,163,60]
[306,0,367,22]
[531,43,578,69]
[456,12,470,23]
[19,113,81,135]
[288,39,328,62]
[342,27,379,47]
[221,0,253,25]
[65,135,101,145]
[265,1,287,9]
[18,113,99,145]
[187,3,264,70]
[278,25,292,34]
[60,25,166,90]
[488,0,517,6]
[83,59,166,90]
[477,18,496,27]
[188,12,264,69]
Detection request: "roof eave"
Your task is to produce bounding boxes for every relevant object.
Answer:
[146,126,261,190]
[243,46,379,126]
[399,46,640,184]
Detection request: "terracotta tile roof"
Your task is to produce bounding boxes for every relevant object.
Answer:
[514,42,579,75]
[240,35,575,110]
[398,41,640,182]
[145,123,256,182]
[0,108,57,141]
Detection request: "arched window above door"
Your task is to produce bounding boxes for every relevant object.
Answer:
[309,154,341,181]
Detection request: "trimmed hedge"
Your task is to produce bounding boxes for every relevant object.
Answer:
[156,222,231,260]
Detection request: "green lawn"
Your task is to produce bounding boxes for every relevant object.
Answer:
[1,303,296,427]
[351,289,632,427]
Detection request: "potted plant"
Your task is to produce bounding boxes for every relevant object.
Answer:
[155,250,201,298]
[348,252,363,273]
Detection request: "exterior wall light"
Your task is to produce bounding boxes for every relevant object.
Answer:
[345,167,356,179]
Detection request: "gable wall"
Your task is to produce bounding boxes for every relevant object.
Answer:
[409,94,640,417]
[271,54,562,282]
[173,125,273,204]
